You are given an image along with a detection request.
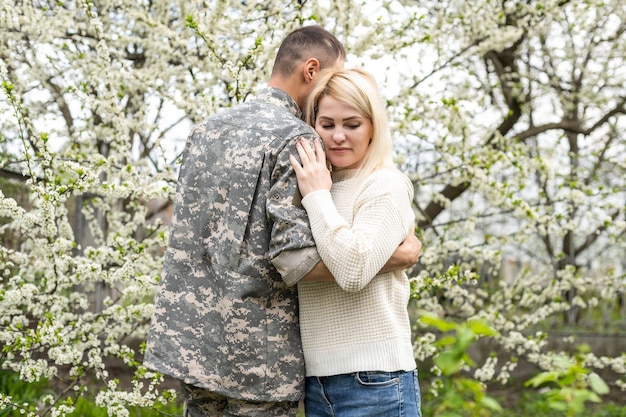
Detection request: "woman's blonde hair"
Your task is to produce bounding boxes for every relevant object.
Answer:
[304,68,395,177]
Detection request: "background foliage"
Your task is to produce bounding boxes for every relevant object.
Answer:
[0,0,624,415]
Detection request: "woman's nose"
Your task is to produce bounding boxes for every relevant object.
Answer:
[332,129,346,142]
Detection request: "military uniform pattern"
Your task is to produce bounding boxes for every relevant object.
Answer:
[180,382,299,416]
[144,88,319,402]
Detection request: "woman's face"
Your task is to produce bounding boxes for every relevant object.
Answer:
[314,95,373,171]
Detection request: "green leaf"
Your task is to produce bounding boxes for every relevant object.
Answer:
[552,354,573,370]
[434,335,457,347]
[525,371,559,387]
[480,396,502,411]
[588,373,610,395]
[185,15,198,30]
[435,351,464,376]
[420,315,457,332]
[455,326,476,351]
[549,402,568,411]
[468,319,498,337]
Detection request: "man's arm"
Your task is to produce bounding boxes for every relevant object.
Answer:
[300,230,422,282]
[272,223,422,285]
[379,231,422,274]
[299,260,333,282]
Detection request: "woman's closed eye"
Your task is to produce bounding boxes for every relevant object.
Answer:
[320,123,361,130]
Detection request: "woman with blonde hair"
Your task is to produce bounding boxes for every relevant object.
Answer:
[290,68,422,417]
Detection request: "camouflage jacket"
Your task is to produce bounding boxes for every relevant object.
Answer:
[144,88,319,401]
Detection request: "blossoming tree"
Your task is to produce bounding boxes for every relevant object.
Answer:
[0,0,624,415]
[392,0,626,392]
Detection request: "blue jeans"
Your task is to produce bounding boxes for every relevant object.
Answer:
[304,369,422,417]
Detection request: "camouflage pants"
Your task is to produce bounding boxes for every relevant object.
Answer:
[181,382,299,417]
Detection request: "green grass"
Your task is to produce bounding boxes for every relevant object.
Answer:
[0,371,52,416]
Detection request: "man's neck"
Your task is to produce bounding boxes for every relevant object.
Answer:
[268,75,301,109]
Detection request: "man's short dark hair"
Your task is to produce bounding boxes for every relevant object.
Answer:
[271,26,346,77]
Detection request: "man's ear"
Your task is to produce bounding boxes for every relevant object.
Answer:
[302,58,320,82]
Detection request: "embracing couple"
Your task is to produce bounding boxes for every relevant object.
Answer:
[144,26,423,417]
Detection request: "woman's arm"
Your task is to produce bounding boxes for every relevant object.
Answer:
[290,138,416,291]
[303,183,412,291]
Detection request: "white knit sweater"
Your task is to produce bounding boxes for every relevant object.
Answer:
[298,168,416,377]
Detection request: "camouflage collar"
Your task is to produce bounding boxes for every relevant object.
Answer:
[257,87,302,119]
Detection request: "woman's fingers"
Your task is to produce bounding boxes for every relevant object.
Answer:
[290,139,317,175]
[295,137,323,167]
[313,138,326,163]
[289,153,302,173]
[290,137,331,197]
[301,138,316,161]
[295,140,309,165]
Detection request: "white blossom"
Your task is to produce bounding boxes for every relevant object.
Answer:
[0,0,624,414]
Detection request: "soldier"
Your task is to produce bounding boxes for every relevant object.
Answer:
[144,26,421,417]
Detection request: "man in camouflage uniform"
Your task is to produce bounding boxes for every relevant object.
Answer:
[144,26,421,417]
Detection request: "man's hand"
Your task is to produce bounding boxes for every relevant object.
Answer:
[380,228,422,273]
[299,261,334,282]
[300,227,422,282]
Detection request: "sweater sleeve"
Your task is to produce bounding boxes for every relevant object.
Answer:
[301,170,415,292]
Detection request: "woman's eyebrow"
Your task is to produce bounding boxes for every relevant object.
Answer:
[317,115,363,121]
